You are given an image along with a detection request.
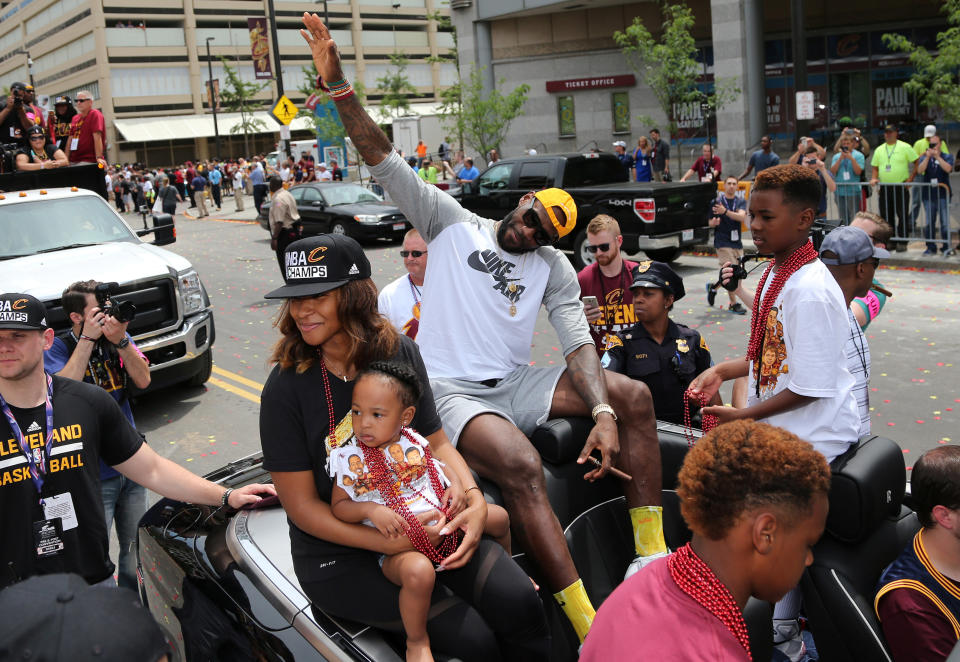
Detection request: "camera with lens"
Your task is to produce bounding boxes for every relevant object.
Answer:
[94,282,136,324]
[721,258,751,292]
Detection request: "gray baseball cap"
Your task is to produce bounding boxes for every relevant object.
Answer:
[819,226,891,265]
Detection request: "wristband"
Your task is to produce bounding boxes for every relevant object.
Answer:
[79,334,97,342]
[591,403,617,422]
[465,485,481,496]
[221,488,234,508]
[114,336,130,349]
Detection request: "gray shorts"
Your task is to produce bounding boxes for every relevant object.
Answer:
[430,365,567,446]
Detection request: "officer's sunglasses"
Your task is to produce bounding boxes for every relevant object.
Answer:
[585,243,611,254]
[521,199,554,247]
[400,250,427,258]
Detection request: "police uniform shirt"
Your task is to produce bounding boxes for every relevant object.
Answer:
[601,320,712,424]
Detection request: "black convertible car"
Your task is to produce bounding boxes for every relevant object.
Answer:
[258,182,410,241]
[136,418,914,662]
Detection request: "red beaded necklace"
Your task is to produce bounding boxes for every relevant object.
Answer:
[668,543,753,661]
[682,390,717,446]
[358,429,460,563]
[319,357,341,450]
[746,241,817,364]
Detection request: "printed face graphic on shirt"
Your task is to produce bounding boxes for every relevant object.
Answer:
[755,306,788,394]
[467,248,526,304]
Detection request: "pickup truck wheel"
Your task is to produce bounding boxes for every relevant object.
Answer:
[572,230,595,271]
[186,349,213,387]
[644,247,682,263]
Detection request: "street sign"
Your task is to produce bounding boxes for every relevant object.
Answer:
[280,125,291,140]
[305,93,320,111]
[271,95,298,125]
[796,91,815,121]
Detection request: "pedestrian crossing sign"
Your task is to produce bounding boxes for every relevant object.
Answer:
[272,95,298,125]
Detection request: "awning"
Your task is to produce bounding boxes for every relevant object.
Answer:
[113,103,444,143]
[113,111,315,143]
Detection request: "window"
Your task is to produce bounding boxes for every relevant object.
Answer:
[517,162,552,190]
[477,163,513,192]
[290,187,306,202]
[557,95,575,138]
[301,187,321,202]
[612,91,630,134]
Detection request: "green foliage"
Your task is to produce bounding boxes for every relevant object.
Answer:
[218,58,268,154]
[296,62,367,145]
[614,3,738,138]
[883,0,960,122]
[376,53,418,120]
[439,67,530,159]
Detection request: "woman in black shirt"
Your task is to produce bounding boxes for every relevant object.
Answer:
[259,234,548,662]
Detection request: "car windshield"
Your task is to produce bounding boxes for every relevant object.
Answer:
[0,196,138,259]
[319,184,383,206]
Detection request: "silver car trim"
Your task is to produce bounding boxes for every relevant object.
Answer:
[136,310,213,371]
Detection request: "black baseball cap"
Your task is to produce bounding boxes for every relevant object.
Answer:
[264,235,372,299]
[629,260,686,301]
[883,124,899,133]
[54,95,71,105]
[0,573,169,662]
[26,124,44,137]
[0,293,48,330]
[9,81,26,91]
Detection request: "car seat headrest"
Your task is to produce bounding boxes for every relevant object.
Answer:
[826,436,906,543]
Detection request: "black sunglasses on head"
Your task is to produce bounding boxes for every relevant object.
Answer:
[522,199,554,246]
[400,250,426,258]
[585,243,611,254]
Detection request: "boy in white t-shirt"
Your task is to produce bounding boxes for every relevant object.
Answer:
[689,164,859,662]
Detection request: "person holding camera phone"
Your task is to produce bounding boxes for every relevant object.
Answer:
[0,82,36,150]
[43,280,150,591]
[830,134,865,225]
[801,144,836,220]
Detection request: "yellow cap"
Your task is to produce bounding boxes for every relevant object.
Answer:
[534,188,577,239]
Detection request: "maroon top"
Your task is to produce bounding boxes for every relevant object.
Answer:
[577,259,637,355]
[691,155,722,182]
[878,580,960,662]
[67,108,104,163]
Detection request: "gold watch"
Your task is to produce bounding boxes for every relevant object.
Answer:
[591,403,617,422]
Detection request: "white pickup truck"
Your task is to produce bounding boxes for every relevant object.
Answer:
[0,183,214,391]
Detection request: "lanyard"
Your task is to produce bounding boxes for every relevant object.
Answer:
[0,374,55,501]
[407,274,422,305]
[884,143,896,162]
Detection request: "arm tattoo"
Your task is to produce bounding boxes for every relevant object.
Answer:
[565,344,609,409]
[333,94,393,167]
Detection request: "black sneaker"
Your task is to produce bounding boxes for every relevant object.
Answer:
[706,282,717,307]
[729,303,747,315]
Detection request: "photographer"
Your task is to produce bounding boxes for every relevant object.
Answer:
[15,125,67,171]
[43,281,150,590]
[0,82,35,149]
[830,134,865,225]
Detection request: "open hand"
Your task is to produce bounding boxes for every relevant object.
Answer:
[301,13,344,87]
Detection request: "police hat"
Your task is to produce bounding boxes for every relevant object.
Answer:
[629,260,685,301]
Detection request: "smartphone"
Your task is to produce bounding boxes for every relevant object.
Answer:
[581,296,599,308]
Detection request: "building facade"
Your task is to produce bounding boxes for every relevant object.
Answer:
[450,0,948,170]
[0,0,454,164]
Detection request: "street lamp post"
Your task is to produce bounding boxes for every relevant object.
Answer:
[205,37,222,158]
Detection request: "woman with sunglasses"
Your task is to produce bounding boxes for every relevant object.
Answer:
[15,125,68,171]
[259,234,549,662]
[601,261,718,425]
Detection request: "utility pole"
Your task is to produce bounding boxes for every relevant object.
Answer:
[790,0,809,139]
[205,37,221,158]
[266,0,283,99]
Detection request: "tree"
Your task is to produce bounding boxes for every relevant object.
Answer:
[376,53,418,120]
[883,0,960,122]
[439,66,530,160]
[427,6,465,152]
[614,3,738,165]
[218,57,269,156]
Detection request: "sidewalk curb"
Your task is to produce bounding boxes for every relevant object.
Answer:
[688,243,960,272]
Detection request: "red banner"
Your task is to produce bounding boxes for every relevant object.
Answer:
[248,17,273,80]
[545,74,635,93]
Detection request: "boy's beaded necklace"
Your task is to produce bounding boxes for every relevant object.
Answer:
[668,543,752,660]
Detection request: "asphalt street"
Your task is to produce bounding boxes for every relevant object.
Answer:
[132,201,960,482]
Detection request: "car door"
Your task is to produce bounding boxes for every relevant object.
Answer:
[459,162,516,220]
[298,186,328,236]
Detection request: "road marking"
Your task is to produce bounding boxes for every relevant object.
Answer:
[212,365,265,391]
[208,375,261,405]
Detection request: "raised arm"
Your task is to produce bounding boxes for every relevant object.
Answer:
[301,13,392,166]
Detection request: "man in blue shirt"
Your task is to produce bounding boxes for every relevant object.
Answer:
[738,135,779,180]
[613,141,634,178]
[249,163,267,214]
[44,280,151,590]
[917,135,955,256]
[207,164,223,211]
[706,176,750,314]
[190,172,209,217]
[457,157,479,183]
[830,134,866,225]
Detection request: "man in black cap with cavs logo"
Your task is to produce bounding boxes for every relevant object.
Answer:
[0,292,274,589]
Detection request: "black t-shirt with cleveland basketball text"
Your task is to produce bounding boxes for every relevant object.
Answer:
[0,376,142,588]
[259,335,441,580]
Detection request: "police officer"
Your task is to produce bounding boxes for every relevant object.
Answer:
[601,261,715,424]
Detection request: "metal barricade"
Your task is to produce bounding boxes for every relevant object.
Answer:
[824,180,955,254]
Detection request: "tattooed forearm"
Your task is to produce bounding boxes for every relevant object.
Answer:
[565,344,609,409]
[333,93,393,166]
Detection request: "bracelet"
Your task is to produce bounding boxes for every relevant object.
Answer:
[591,403,618,422]
[465,486,481,496]
[221,488,234,508]
[79,335,97,342]
[318,75,354,100]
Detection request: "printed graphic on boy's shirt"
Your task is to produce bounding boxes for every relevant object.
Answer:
[755,307,789,395]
